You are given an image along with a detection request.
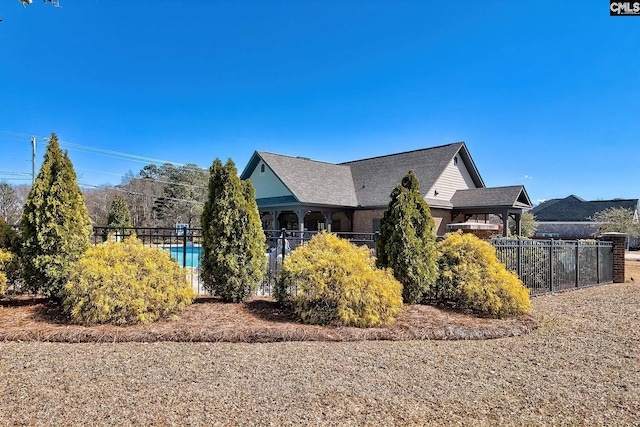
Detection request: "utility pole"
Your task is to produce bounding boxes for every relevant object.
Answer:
[31,136,36,185]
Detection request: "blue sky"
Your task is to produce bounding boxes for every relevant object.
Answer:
[0,0,638,205]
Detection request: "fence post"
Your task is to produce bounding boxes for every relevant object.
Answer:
[281,228,287,265]
[516,239,522,278]
[549,240,554,292]
[575,240,580,288]
[600,233,627,283]
[374,231,380,258]
[596,243,601,284]
[182,226,188,268]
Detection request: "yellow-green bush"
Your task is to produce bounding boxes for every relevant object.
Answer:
[0,249,11,296]
[429,231,531,318]
[61,235,195,325]
[276,232,403,327]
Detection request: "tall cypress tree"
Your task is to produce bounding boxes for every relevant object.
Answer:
[107,194,132,228]
[20,133,93,298]
[201,158,266,302]
[376,170,438,304]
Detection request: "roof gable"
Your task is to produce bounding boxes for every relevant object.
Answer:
[340,142,484,207]
[241,151,358,207]
[451,185,532,209]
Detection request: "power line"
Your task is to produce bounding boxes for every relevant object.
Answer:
[0,130,206,170]
[78,182,205,205]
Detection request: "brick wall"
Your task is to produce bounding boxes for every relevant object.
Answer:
[352,209,385,233]
[352,208,450,234]
[430,208,449,236]
[600,233,627,283]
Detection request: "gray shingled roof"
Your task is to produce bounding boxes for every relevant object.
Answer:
[451,186,532,209]
[340,142,483,207]
[531,196,639,221]
[253,152,359,207]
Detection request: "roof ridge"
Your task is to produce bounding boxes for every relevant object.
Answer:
[257,151,350,167]
[456,184,523,191]
[338,142,464,165]
[585,198,638,203]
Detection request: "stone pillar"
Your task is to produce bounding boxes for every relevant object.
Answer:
[600,232,627,283]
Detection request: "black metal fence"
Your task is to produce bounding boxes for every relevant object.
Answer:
[91,227,615,297]
[92,227,377,296]
[492,238,614,295]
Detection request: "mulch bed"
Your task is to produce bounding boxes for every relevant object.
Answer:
[0,295,537,342]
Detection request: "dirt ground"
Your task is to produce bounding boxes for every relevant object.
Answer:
[626,258,640,283]
[0,295,536,343]
[0,279,638,426]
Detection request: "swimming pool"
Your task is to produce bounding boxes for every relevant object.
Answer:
[165,244,202,268]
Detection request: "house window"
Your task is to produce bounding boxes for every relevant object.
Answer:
[260,164,265,173]
[454,156,458,165]
[372,218,381,233]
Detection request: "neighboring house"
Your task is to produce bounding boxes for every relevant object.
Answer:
[240,142,532,237]
[531,195,640,239]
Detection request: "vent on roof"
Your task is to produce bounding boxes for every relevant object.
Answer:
[296,156,311,160]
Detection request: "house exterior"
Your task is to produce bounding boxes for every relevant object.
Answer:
[240,142,532,237]
[531,195,640,239]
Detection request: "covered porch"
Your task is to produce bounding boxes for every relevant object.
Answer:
[449,186,533,237]
[259,206,353,233]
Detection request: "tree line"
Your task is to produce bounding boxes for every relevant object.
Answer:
[1,161,209,229]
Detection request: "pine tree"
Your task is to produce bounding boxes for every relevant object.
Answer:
[20,133,93,298]
[200,158,267,302]
[376,170,438,304]
[107,193,132,235]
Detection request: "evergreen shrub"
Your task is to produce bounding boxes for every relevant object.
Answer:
[0,219,22,294]
[429,232,531,318]
[0,219,21,253]
[0,249,11,296]
[376,171,439,304]
[107,194,133,238]
[21,133,93,298]
[276,232,403,327]
[201,158,267,302]
[61,235,195,325]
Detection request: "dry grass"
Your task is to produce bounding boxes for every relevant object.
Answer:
[0,281,638,426]
[626,259,640,283]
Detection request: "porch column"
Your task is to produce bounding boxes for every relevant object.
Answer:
[269,210,280,230]
[508,213,521,236]
[322,211,333,232]
[296,209,306,232]
[502,211,509,237]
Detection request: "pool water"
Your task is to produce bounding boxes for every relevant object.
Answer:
[165,245,202,268]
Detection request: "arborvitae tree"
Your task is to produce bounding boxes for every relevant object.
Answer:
[376,170,438,304]
[200,158,267,302]
[20,133,93,298]
[107,194,132,229]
